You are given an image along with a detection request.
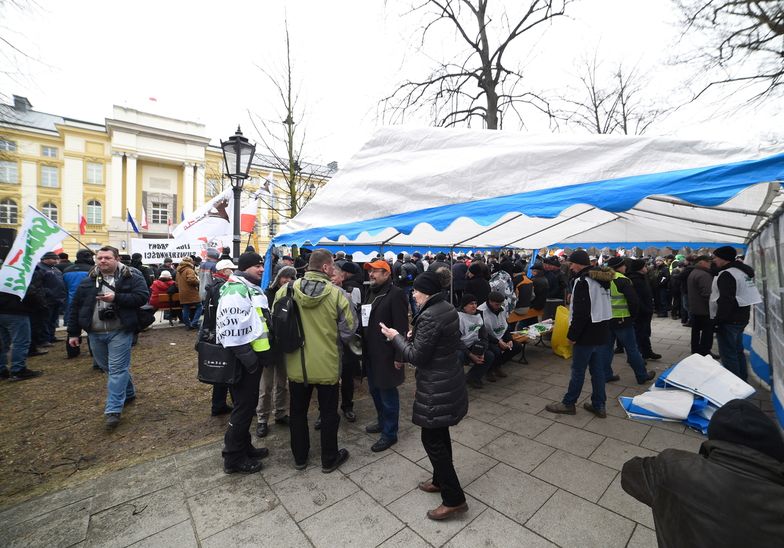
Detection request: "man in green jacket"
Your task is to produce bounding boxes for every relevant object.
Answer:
[277,249,356,473]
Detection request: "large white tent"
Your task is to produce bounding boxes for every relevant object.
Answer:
[269,127,783,257]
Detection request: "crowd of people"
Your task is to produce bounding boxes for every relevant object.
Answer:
[1,243,781,528]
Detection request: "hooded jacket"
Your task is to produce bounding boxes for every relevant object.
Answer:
[392,292,468,429]
[687,265,713,317]
[567,266,613,345]
[276,270,355,384]
[627,270,654,317]
[175,258,201,305]
[622,441,784,548]
[67,263,150,336]
[713,261,757,324]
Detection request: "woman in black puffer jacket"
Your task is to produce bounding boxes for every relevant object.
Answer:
[380,270,468,521]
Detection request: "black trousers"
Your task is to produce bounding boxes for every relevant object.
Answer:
[289,381,339,467]
[634,313,654,356]
[211,384,231,413]
[223,365,262,466]
[421,426,465,507]
[341,351,358,411]
[690,314,714,355]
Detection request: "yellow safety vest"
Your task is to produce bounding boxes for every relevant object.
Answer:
[250,305,271,352]
[610,272,630,319]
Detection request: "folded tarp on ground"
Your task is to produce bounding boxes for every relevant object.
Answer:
[620,390,715,435]
[655,353,755,406]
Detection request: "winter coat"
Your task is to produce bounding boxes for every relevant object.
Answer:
[362,280,408,389]
[149,279,176,308]
[0,274,47,316]
[465,276,491,306]
[175,260,201,304]
[531,274,549,310]
[628,271,654,317]
[391,292,468,429]
[451,261,468,291]
[63,262,93,314]
[622,440,784,548]
[275,270,355,385]
[67,264,150,336]
[714,261,755,325]
[687,266,713,317]
[567,266,613,346]
[37,262,67,306]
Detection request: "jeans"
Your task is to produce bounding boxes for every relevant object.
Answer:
[403,286,418,316]
[458,348,492,382]
[289,381,339,467]
[716,323,747,381]
[89,330,135,414]
[181,302,203,328]
[656,288,670,316]
[604,325,649,382]
[45,303,62,343]
[421,427,465,507]
[563,344,606,409]
[368,380,400,442]
[634,313,654,356]
[223,364,262,466]
[257,359,288,422]
[690,314,714,355]
[0,314,31,374]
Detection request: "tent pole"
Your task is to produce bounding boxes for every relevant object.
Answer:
[646,196,774,218]
[629,208,760,236]
[500,207,605,248]
[451,213,524,248]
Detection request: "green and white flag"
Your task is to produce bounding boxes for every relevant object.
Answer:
[0,206,68,298]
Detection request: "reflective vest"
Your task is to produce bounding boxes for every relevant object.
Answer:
[610,272,630,319]
[250,291,271,352]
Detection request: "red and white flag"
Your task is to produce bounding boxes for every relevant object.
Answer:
[240,191,262,233]
[79,215,87,235]
[141,206,149,230]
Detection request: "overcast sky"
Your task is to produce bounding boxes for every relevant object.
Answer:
[2,0,780,166]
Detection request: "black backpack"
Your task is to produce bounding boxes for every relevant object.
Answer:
[271,281,308,384]
[400,262,418,285]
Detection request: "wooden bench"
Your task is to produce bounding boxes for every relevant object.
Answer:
[157,293,182,326]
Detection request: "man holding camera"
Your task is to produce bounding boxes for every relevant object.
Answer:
[68,246,150,430]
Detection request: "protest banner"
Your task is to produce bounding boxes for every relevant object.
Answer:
[0,206,68,297]
[130,235,232,262]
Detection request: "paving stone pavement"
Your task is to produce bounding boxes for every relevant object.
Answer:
[0,317,773,547]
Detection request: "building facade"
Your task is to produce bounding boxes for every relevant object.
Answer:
[0,95,333,257]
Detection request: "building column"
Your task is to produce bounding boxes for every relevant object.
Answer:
[182,162,194,215]
[110,151,124,219]
[125,154,137,215]
[195,163,205,208]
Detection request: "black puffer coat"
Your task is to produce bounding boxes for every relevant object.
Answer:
[392,293,468,429]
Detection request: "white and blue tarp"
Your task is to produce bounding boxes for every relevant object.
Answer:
[268,127,783,261]
[619,389,715,435]
[655,354,756,407]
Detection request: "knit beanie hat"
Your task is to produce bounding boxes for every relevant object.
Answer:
[568,250,591,266]
[629,259,646,272]
[708,399,784,462]
[713,246,737,262]
[271,265,297,288]
[460,293,478,308]
[606,256,625,269]
[468,263,483,276]
[413,271,442,295]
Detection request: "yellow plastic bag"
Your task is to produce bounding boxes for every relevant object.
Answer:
[551,305,572,360]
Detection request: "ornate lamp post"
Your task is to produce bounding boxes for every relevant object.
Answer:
[220,126,256,259]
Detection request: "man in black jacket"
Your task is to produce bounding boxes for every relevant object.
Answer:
[0,277,46,381]
[710,246,762,381]
[627,259,661,360]
[67,246,150,430]
[362,259,409,452]
[38,251,67,345]
[687,255,714,355]
[621,399,784,548]
[545,250,612,418]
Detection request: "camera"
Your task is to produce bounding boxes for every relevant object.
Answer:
[98,305,117,321]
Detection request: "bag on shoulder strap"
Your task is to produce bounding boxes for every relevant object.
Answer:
[197,340,241,385]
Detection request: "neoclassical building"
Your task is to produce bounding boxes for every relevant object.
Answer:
[0,95,334,256]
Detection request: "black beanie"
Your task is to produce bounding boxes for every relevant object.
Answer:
[460,293,478,308]
[606,256,625,269]
[708,399,784,462]
[568,250,591,266]
[468,263,483,276]
[713,246,737,262]
[629,259,646,272]
[413,271,442,295]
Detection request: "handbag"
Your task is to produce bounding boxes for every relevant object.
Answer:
[197,340,242,385]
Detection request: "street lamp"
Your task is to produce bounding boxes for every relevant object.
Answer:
[220,126,256,259]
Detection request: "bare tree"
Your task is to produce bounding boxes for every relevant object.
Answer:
[676,0,784,102]
[560,56,666,135]
[382,0,570,129]
[247,21,326,223]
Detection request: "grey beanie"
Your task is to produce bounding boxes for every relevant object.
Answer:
[271,265,297,289]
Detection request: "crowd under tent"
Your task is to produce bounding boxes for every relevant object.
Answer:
[264,126,784,427]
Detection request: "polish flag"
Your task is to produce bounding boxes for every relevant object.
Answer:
[79,215,87,235]
[240,191,261,233]
[141,206,149,230]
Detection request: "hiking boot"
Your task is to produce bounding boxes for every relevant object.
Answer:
[10,369,43,381]
[322,449,349,473]
[105,413,121,430]
[544,402,576,415]
[255,422,269,438]
[637,371,656,384]
[224,458,263,474]
[583,402,607,418]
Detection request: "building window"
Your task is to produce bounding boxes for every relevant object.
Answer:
[151,202,169,224]
[269,219,277,237]
[41,201,58,222]
[41,146,58,158]
[206,178,222,197]
[86,162,103,184]
[0,139,16,152]
[0,160,18,183]
[40,165,59,187]
[86,200,102,224]
[0,198,18,224]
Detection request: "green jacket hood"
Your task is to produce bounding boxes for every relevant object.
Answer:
[293,271,331,309]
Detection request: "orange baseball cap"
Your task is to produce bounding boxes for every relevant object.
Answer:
[363,259,391,273]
